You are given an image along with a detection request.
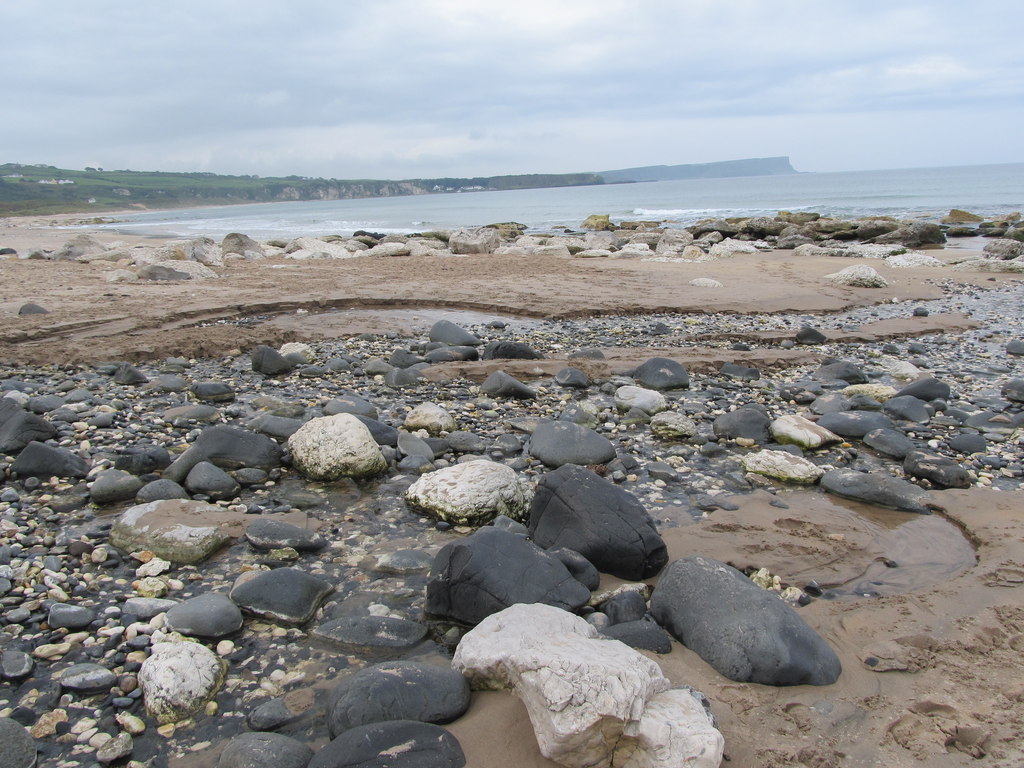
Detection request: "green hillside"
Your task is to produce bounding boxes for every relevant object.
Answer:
[0,164,603,216]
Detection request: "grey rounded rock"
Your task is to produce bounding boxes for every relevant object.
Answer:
[48,603,96,630]
[309,720,465,768]
[58,662,118,694]
[217,731,314,768]
[528,420,616,467]
[0,717,36,768]
[184,461,241,500]
[230,568,334,625]
[481,370,536,399]
[312,616,428,654]
[632,357,689,390]
[820,468,932,513]
[90,468,144,505]
[136,478,190,502]
[165,592,244,638]
[326,661,470,737]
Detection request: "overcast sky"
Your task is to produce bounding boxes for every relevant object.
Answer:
[3,1,1021,179]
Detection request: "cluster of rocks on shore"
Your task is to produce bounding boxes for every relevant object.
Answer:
[5,209,1024,286]
[2,230,1024,765]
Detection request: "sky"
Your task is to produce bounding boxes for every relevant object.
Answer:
[3,1,1022,179]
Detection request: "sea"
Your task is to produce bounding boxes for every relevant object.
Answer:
[90,162,1024,240]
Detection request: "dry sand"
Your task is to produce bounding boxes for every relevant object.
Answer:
[3,219,1023,767]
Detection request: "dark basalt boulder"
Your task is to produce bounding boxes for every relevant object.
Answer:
[632,357,689,390]
[816,410,894,439]
[482,341,543,360]
[904,450,972,489]
[429,320,482,347]
[650,555,841,685]
[712,404,771,444]
[813,359,867,385]
[896,377,951,402]
[0,398,58,453]
[251,345,295,376]
[164,424,283,483]
[820,468,932,513]
[528,420,615,467]
[326,661,470,738]
[309,721,465,768]
[529,464,667,580]
[11,441,89,478]
[425,526,590,626]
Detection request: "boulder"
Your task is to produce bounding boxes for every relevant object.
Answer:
[903,450,972,489]
[229,568,334,625]
[528,420,616,467]
[428,320,482,346]
[251,345,295,376]
[813,359,867,384]
[982,238,1024,260]
[89,468,144,505]
[650,411,698,440]
[769,414,841,450]
[288,414,387,480]
[57,662,117,694]
[816,410,894,438]
[308,721,466,768]
[741,450,824,484]
[311,615,428,654]
[184,461,240,500]
[453,603,723,768]
[1003,378,1024,403]
[220,232,264,259]
[482,341,544,360]
[480,370,536,399]
[0,716,36,768]
[529,464,667,580]
[825,264,888,287]
[449,227,500,254]
[795,326,827,344]
[582,214,613,231]
[882,395,931,423]
[165,592,243,639]
[614,386,667,415]
[425,526,591,625]
[245,518,326,552]
[326,661,470,737]
[712,404,771,444]
[323,393,377,419]
[216,732,313,768]
[650,556,841,686]
[632,357,689,390]
[0,399,58,453]
[138,638,225,724]
[403,402,457,435]
[108,499,232,564]
[895,377,951,402]
[874,221,945,248]
[11,441,89,478]
[820,468,932,513]
[164,425,282,483]
[863,428,917,459]
[405,461,530,526]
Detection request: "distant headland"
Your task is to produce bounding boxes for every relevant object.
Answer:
[0,156,799,217]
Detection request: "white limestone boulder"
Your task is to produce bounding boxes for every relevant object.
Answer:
[138,636,225,724]
[287,414,387,480]
[825,264,888,287]
[769,415,841,450]
[449,227,500,254]
[741,449,824,484]
[709,238,758,258]
[285,237,361,260]
[403,402,457,435]
[453,603,723,768]
[157,237,223,267]
[404,461,530,525]
[615,386,667,415]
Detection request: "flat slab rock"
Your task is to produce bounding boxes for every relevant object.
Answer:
[230,568,334,625]
[109,500,232,564]
[311,615,428,653]
[326,661,470,737]
[308,720,466,768]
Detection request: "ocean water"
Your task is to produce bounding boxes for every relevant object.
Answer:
[91,162,1023,240]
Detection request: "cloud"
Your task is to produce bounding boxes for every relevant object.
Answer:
[2,0,1022,175]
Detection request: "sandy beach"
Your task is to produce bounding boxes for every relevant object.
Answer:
[1,216,1023,768]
